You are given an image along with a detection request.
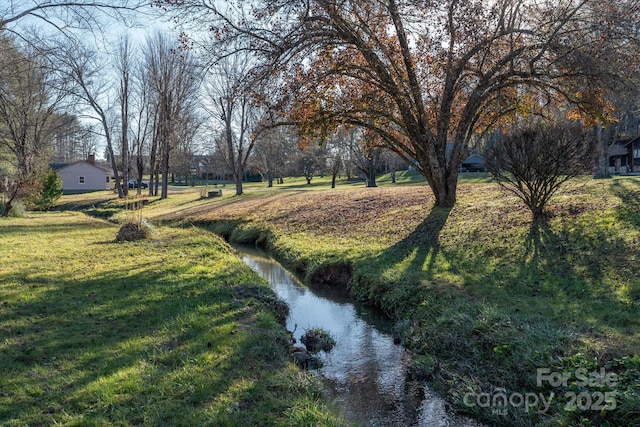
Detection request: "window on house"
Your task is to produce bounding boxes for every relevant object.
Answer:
[106,176,110,183]
[79,176,85,184]
[634,149,640,159]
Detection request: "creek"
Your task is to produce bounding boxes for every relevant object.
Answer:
[237,245,482,427]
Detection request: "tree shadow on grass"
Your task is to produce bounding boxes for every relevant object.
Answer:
[519,218,639,341]
[0,256,301,425]
[352,206,451,310]
[609,178,640,230]
[389,206,451,278]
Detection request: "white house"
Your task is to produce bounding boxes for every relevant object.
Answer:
[52,154,113,194]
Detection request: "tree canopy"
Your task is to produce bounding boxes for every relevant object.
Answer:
[159,0,640,207]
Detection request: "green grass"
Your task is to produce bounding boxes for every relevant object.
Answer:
[32,173,640,426]
[135,175,640,427]
[0,212,344,426]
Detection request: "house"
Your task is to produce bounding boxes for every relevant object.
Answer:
[609,137,640,174]
[51,154,113,194]
[461,154,486,172]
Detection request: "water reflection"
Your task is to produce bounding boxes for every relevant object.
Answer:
[238,246,481,427]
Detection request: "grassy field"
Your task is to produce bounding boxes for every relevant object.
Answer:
[6,173,640,426]
[0,212,343,426]
[85,173,639,427]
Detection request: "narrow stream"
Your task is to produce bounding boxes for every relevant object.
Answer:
[238,246,482,427]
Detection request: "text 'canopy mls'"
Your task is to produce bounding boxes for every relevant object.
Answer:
[161,0,638,207]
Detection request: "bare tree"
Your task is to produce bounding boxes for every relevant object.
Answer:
[54,38,126,197]
[346,127,383,188]
[1,1,145,35]
[115,34,134,196]
[144,31,201,199]
[324,129,348,189]
[382,151,406,184]
[484,121,598,220]
[171,108,204,184]
[296,145,326,185]
[203,52,261,196]
[160,0,640,208]
[50,114,96,163]
[130,51,154,196]
[251,127,297,187]
[0,35,67,216]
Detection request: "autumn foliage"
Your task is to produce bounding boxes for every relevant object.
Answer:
[160,0,639,207]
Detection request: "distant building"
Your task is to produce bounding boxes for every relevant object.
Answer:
[51,154,113,194]
[609,137,640,174]
[461,154,486,172]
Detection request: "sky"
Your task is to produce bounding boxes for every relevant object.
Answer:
[4,3,179,161]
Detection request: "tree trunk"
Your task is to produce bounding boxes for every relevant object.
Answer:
[106,140,124,198]
[366,170,377,187]
[136,158,144,196]
[2,200,11,217]
[427,170,459,208]
[234,173,243,195]
[2,192,15,217]
[593,125,611,179]
[154,167,160,196]
[161,148,169,199]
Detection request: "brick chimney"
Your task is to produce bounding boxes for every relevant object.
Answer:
[87,153,95,165]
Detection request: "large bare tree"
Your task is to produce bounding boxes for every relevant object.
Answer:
[1,1,145,33]
[115,34,134,196]
[203,52,262,196]
[0,35,67,216]
[53,38,126,197]
[144,31,201,199]
[159,0,639,208]
[130,55,154,196]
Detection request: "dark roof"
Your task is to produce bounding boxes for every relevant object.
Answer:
[610,146,629,156]
[49,162,69,171]
[462,154,486,164]
[613,136,640,148]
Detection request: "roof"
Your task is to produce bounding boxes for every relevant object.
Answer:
[612,136,640,148]
[49,162,69,172]
[462,154,486,164]
[610,146,629,156]
[52,160,112,173]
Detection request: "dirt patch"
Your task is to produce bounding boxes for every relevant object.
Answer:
[309,262,353,287]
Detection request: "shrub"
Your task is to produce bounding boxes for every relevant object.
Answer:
[35,170,63,211]
[484,120,597,220]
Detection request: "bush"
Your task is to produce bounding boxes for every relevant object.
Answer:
[35,170,63,211]
[484,120,597,220]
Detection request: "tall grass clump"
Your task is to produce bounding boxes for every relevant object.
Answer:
[116,196,154,241]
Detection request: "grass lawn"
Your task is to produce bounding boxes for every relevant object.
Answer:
[0,212,343,426]
[15,172,640,426]
[104,174,640,427]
